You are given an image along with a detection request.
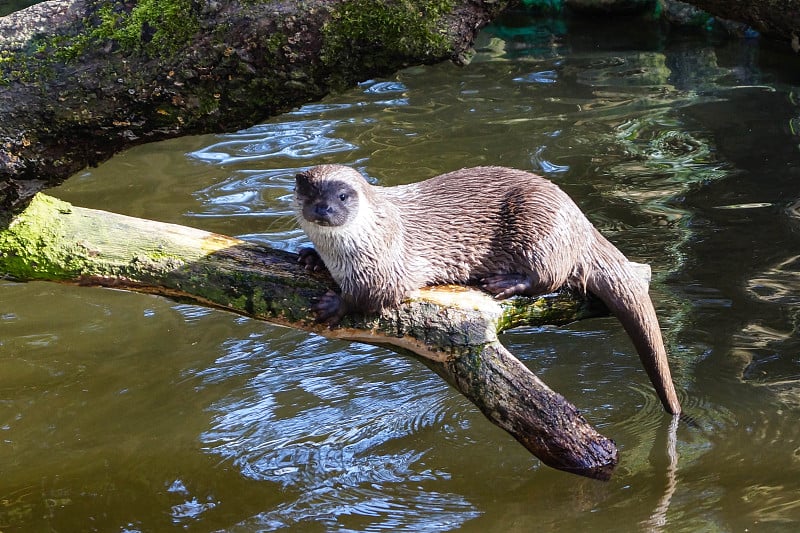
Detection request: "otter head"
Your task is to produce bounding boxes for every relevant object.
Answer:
[294,165,364,228]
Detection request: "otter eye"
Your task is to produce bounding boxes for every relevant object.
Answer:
[338,193,348,202]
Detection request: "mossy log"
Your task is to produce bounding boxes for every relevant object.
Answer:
[0,193,620,479]
[0,0,512,212]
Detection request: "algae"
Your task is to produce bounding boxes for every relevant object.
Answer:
[86,0,200,56]
[0,194,83,280]
[321,0,455,87]
[1,0,201,84]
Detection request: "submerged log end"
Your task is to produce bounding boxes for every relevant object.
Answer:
[440,342,619,480]
[511,394,619,481]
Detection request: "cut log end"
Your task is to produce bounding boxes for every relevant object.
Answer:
[526,429,619,481]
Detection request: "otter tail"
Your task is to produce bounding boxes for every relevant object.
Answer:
[585,237,681,416]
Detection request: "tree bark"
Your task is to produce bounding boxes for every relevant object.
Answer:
[0,0,513,212]
[0,193,619,479]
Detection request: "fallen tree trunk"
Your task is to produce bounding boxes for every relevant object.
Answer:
[0,0,513,212]
[0,193,619,479]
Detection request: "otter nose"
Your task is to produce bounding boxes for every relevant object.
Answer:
[314,203,332,218]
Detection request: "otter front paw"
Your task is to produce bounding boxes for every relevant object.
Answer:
[481,274,533,300]
[312,290,348,325]
[298,247,328,273]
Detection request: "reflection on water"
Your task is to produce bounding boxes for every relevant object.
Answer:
[173,328,473,530]
[189,120,360,165]
[198,336,478,530]
[4,10,800,532]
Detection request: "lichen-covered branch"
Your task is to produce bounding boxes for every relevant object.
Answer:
[0,193,618,478]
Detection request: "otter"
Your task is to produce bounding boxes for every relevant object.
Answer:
[293,164,681,415]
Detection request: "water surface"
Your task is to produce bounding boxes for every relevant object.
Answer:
[2,12,800,532]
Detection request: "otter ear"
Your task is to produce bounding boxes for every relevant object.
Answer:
[295,171,313,193]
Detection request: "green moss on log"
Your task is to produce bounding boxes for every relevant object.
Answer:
[496,290,608,332]
[1,0,200,84]
[90,0,200,56]
[321,0,455,87]
[56,0,201,61]
[0,194,85,279]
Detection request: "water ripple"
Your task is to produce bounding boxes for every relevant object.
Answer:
[362,80,408,94]
[228,485,479,532]
[189,168,295,218]
[198,334,473,529]
[530,145,570,174]
[187,120,358,165]
[288,102,360,116]
[747,254,800,306]
[171,304,216,322]
[513,70,558,84]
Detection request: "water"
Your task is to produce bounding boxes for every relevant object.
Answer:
[3,12,800,532]
[0,1,40,18]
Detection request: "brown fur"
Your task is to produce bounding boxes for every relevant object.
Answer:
[294,164,681,415]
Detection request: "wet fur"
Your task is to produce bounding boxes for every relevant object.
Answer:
[294,164,681,415]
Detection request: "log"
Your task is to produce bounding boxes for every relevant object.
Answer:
[0,193,619,479]
[0,0,513,212]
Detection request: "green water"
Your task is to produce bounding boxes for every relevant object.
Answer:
[2,12,800,532]
[0,1,40,17]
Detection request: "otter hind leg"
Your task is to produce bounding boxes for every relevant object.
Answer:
[481,273,549,300]
[312,290,348,325]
